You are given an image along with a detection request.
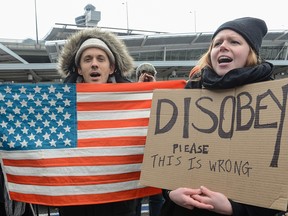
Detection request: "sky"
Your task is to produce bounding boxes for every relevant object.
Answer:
[0,0,287,40]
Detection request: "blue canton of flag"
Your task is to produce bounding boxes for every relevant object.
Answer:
[0,84,77,150]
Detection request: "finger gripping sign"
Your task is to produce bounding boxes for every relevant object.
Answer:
[140,78,288,211]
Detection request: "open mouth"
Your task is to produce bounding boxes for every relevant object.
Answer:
[218,56,232,64]
[90,72,100,77]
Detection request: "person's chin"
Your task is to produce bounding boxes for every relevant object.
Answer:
[215,67,230,76]
[86,78,102,83]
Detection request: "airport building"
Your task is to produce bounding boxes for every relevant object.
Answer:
[1,26,288,84]
[0,3,288,84]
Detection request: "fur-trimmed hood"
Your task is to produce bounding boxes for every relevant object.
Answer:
[57,28,134,81]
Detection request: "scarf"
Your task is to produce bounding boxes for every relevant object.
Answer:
[202,61,274,89]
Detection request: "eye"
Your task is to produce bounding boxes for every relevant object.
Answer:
[213,41,222,47]
[84,56,92,62]
[231,40,240,45]
[97,56,106,62]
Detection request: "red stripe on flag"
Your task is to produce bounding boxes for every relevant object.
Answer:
[78,118,149,130]
[76,80,186,92]
[7,172,141,186]
[77,101,152,111]
[9,187,161,206]
[3,155,143,167]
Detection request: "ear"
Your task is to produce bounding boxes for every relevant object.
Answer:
[109,64,115,75]
[77,67,83,75]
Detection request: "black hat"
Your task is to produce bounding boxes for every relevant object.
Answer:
[212,17,267,55]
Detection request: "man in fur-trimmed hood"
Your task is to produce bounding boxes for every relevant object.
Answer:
[57,28,134,83]
[56,28,139,216]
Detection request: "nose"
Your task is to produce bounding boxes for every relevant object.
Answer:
[91,58,99,67]
[219,41,228,51]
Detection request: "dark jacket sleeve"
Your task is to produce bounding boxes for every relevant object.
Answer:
[230,199,283,216]
[162,189,170,200]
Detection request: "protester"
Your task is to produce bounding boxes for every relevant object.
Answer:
[57,27,136,216]
[160,17,285,216]
[136,63,157,82]
[134,63,164,216]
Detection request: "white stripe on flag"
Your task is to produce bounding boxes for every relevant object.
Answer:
[0,146,144,159]
[77,92,153,102]
[77,109,151,120]
[8,180,145,196]
[4,163,141,176]
[78,127,148,139]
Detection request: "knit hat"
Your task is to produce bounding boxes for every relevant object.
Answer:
[75,38,115,66]
[212,17,267,55]
[135,63,157,78]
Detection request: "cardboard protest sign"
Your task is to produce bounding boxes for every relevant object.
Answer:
[140,78,288,211]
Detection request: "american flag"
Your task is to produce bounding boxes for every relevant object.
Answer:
[0,80,186,206]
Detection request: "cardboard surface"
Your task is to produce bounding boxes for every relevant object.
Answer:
[140,78,288,211]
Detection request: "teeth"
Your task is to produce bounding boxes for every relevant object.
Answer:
[218,56,232,63]
[219,56,229,60]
